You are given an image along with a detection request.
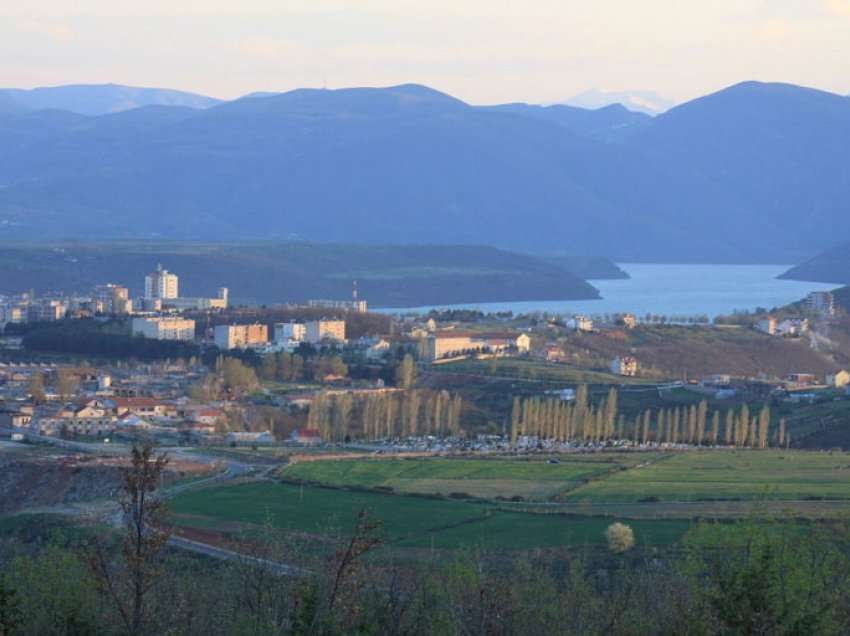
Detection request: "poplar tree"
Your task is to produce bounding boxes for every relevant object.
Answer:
[757,405,771,449]
[725,410,734,445]
[696,400,708,445]
[510,397,521,443]
[687,405,697,444]
[710,411,720,445]
[449,394,462,435]
[777,417,786,448]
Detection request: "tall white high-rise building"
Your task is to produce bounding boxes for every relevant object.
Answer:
[144,265,179,300]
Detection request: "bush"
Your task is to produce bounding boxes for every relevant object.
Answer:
[605,522,635,553]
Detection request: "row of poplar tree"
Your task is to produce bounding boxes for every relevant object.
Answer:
[510,387,789,448]
[307,389,463,442]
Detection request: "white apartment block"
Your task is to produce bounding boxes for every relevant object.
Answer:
[131,317,195,341]
[144,265,179,300]
[274,321,306,343]
[305,320,346,344]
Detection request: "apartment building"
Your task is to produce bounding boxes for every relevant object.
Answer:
[144,265,179,300]
[131,317,196,341]
[305,319,346,344]
[274,321,306,343]
[214,323,269,350]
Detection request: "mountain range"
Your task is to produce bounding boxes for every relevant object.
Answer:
[0,84,220,115]
[1,81,849,263]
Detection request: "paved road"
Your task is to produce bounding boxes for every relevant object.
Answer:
[168,535,309,577]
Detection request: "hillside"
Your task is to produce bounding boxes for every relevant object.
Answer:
[779,242,850,285]
[0,82,849,262]
[0,241,600,307]
[561,324,847,379]
[537,254,629,280]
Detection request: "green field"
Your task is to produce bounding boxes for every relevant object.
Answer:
[169,482,689,549]
[565,451,850,502]
[169,450,850,552]
[282,456,643,500]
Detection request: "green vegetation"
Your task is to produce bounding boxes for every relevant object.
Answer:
[169,481,688,549]
[566,450,850,502]
[283,456,635,499]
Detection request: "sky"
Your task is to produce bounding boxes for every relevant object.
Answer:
[2,0,850,105]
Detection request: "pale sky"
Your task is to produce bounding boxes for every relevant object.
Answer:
[3,0,850,104]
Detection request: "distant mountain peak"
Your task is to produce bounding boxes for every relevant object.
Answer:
[0,83,221,115]
[561,89,676,115]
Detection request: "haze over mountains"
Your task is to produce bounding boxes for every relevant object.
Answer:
[1,80,849,264]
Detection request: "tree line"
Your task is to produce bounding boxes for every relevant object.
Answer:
[307,389,462,442]
[511,387,787,448]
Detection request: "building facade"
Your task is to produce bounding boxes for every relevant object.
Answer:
[274,322,306,343]
[131,317,195,341]
[144,265,179,300]
[305,320,346,344]
[214,323,269,350]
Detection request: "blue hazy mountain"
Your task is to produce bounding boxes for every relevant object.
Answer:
[482,102,650,140]
[562,89,676,115]
[0,81,848,263]
[0,83,220,115]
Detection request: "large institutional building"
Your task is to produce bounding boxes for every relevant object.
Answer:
[144,265,179,300]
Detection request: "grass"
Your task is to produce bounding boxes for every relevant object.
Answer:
[281,456,641,500]
[565,450,850,503]
[169,481,689,549]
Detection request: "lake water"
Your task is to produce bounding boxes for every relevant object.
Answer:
[389,264,837,318]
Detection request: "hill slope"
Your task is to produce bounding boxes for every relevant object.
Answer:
[0,242,600,307]
[780,242,850,285]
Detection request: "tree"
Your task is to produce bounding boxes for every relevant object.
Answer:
[510,397,521,443]
[87,444,170,636]
[0,580,20,636]
[605,522,635,553]
[29,371,47,405]
[395,354,417,389]
[220,358,259,396]
[758,405,771,449]
[710,411,720,445]
[57,369,80,401]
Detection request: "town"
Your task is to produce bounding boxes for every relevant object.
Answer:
[2,264,849,452]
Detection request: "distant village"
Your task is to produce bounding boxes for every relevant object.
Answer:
[1,266,848,450]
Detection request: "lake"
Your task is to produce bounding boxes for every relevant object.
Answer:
[388,264,837,318]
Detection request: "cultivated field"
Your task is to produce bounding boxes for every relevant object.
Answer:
[564,450,850,503]
[281,456,647,500]
[169,481,689,549]
[168,449,850,553]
